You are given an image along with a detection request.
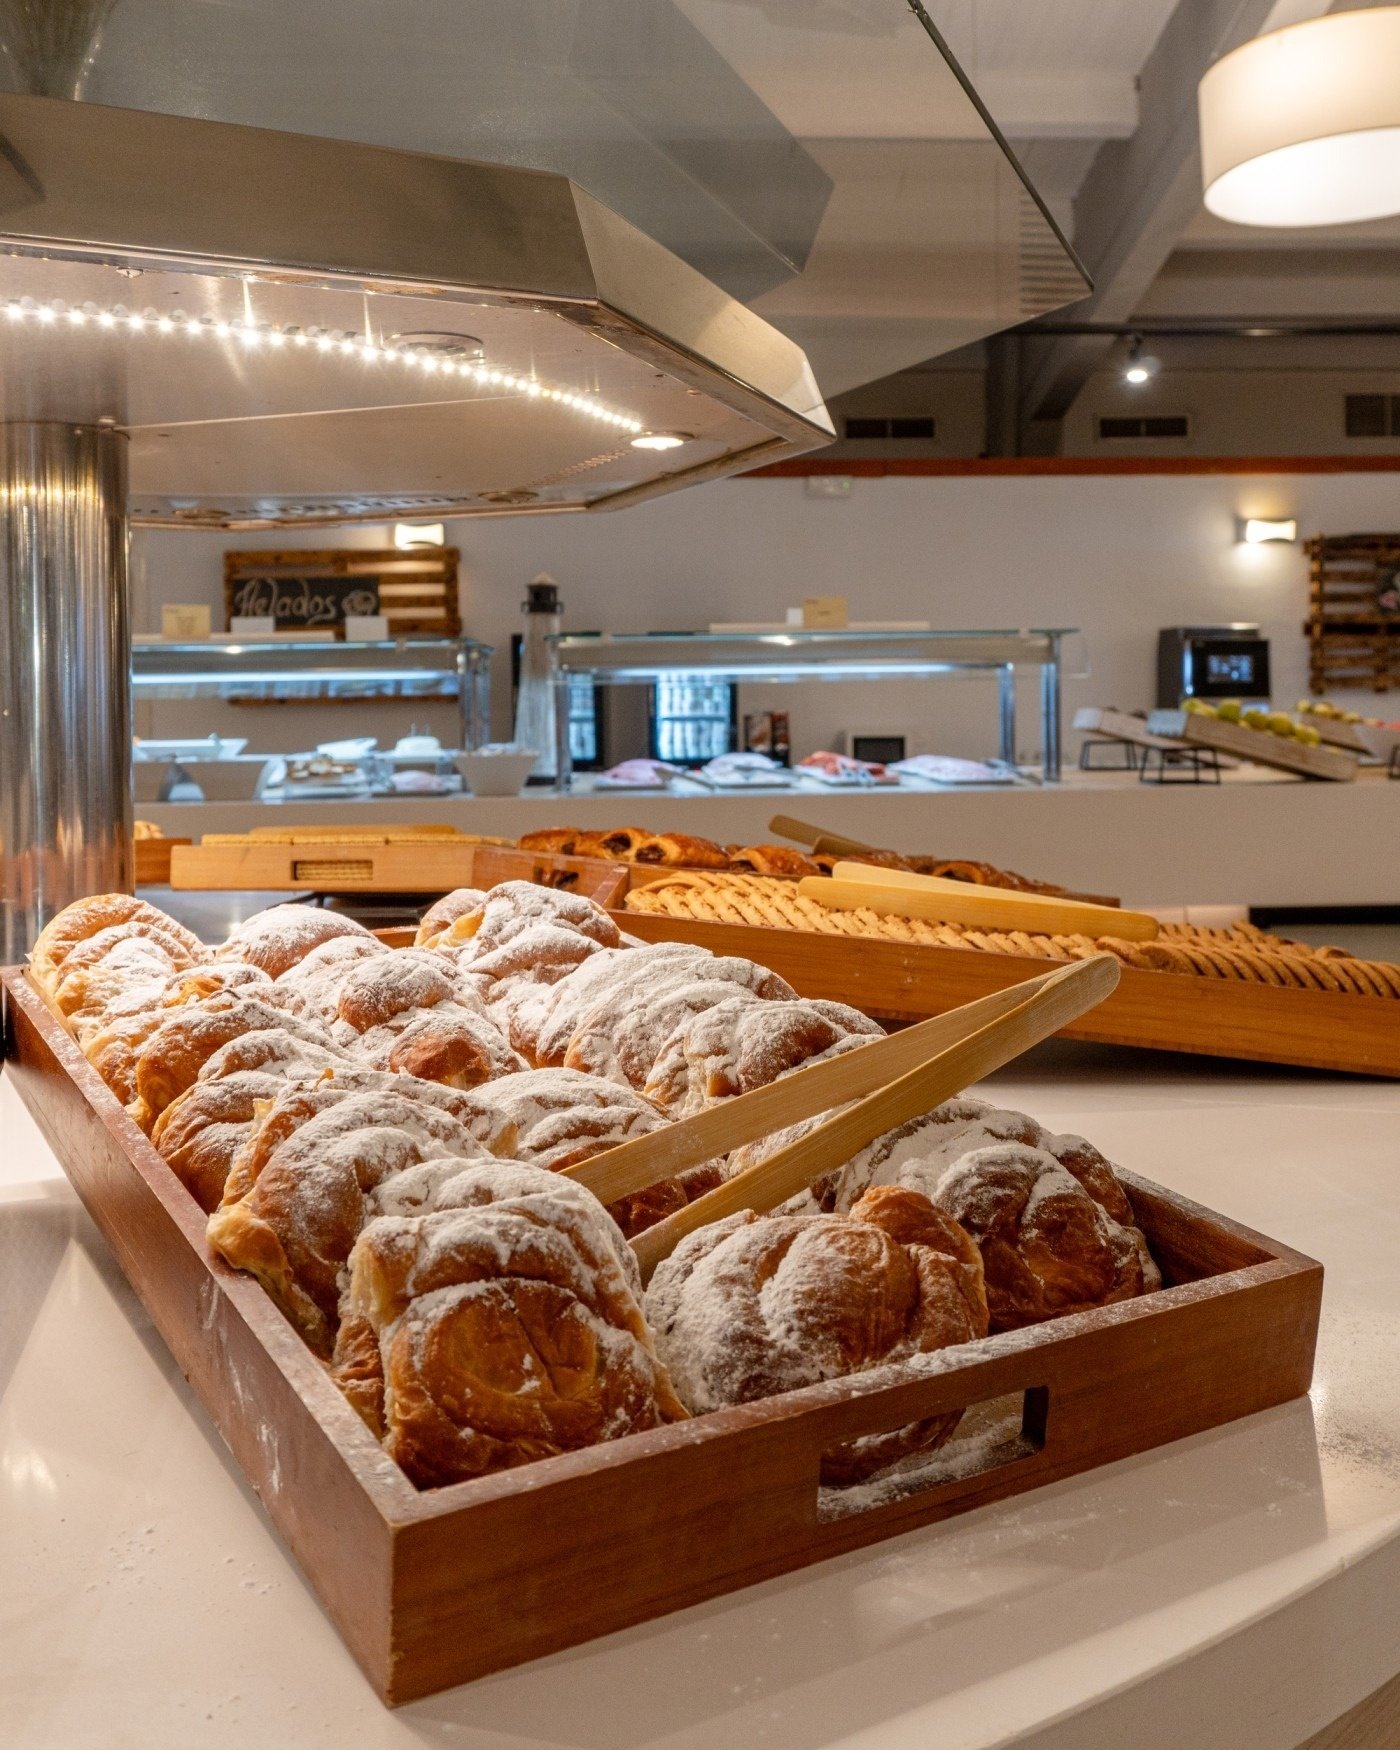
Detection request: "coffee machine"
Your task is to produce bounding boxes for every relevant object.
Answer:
[1156,625,1271,707]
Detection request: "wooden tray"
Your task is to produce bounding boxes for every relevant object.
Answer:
[170,840,628,905]
[618,913,1400,1077]
[1149,710,1358,781]
[134,836,190,885]
[1073,706,1189,752]
[2,967,1322,1703]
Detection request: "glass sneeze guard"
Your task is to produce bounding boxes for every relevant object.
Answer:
[548,628,1073,786]
[131,636,493,750]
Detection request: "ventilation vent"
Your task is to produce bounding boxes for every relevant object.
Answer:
[1097,415,1190,440]
[843,416,936,440]
[1345,394,1400,438]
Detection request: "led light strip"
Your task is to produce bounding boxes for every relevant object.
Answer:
[2,295,646,434]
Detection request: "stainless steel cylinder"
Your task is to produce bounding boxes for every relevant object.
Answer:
[1,421,131,962]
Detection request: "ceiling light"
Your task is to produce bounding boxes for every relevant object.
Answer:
[1,292,647,433]
[1122,339,1160,386]
[1237,517,1298,545]
[394,521,445,549]
[631,430,691,451]
[1200,10,1400,226]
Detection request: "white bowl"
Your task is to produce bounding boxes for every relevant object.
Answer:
[454,750,539,797]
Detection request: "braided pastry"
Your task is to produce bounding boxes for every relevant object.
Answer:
[624,874,1400,998]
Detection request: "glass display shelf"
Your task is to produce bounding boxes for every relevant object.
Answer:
[549,628,1073,784]
[130,637,493,749]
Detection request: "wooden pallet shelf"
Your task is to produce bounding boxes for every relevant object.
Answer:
[1305,534,1400,694]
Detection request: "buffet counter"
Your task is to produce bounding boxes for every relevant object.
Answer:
[141,765,1400,908]
[3,1042,1396,1749]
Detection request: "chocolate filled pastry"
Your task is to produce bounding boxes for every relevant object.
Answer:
[30,895,206,996]
[632,832,730,869]
[413,887,489,948]
[461,1067,698,1237]
[646,1186,988,1484]
[644,995,883,1116]
[725,845,821,879]
[928,1143,1159,1331]
[332,1159,687,1484]
[207,1083,504,1354]
[216,903,377,979]
[570,826,654,861]
[129,994,341,1131]
[515,828,582,856]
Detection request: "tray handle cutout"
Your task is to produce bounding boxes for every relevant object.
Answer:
[817,1386,1049,1524]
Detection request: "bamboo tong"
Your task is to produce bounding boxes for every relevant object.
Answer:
[562,954,1121,1282]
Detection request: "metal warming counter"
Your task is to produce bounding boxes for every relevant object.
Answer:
[548,628,1073,784]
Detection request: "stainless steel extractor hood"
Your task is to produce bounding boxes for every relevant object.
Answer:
[0,92,834,529]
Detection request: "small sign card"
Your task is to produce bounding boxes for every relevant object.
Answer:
[229,615,277,636]
[162,603,211,639]
[344,614,391,641]
[802,595,849,629]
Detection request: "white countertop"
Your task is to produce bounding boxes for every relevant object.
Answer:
[2,1044,1398,1749]
[143,765,1400,908]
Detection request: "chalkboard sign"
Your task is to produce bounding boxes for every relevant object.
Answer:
[227,573,381,630]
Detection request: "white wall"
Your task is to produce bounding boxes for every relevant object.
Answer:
[133,468,1400,763]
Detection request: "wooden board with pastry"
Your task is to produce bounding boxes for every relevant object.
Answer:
[3,870,1322,1701]
[515,821,1123,906]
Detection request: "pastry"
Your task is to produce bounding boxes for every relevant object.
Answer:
[725,845,821,879]
[332,1159,687,1485]
[571,826,654,861]
[208,1080,505,1354]
[414,887,489,948]
[431,880,622,957]
[129,993,341,1131]
[516,828,583,855]
[646,1185,988,1484]
[632,833,730,869]
[643,994,883,1116]
[928,1143,1159,1331]
[459,1067,698,1236]
[29,894,204,996]
[216,903,377,979]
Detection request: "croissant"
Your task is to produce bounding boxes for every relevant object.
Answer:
[646,1185,988,1484]
[216,903,377,978]
[332,1159,686,1485]
[207,1080,506,1354]
[643,995,883,1116]
[929,1143,1159,1331]
[30,894,205,996]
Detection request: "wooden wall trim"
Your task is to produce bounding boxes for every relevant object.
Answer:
[743,456,1400,480]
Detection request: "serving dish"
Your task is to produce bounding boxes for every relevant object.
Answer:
[1,930,1322,1703]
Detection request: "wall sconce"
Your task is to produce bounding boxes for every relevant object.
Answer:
[1236,516,1297,545]
[394,520,445,549]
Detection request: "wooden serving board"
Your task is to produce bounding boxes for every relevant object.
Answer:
[1073,706,1187,751]
[3,967,1322,1704]
[618,913,1400,1078]
[1149,710,1358,781]
[170,840,627,905]
[134,836,190,885]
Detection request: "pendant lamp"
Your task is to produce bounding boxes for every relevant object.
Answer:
[1199,7,1400,226]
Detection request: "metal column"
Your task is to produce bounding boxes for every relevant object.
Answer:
[997,664,1016,766]
[1041,635,1062,782]
[1,422,131,961]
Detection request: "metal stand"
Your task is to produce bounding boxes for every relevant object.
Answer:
[1139,745,1223,785]
[0,422,132,961]
[1079,737,1141,772]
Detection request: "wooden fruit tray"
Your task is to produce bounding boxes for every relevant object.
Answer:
[1149,709,1358,781]
[618,913,1400,1078]
[2,965,1322,1703]
[170,839,627,905]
